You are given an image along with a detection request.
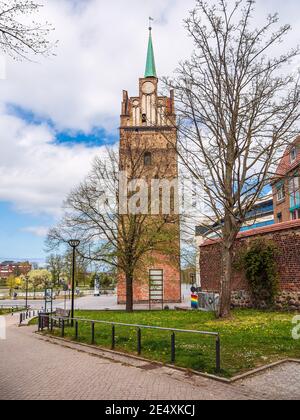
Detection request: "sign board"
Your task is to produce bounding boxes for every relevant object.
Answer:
[44,288,53,313]
[149,269,164,310]
[94,275,100,297]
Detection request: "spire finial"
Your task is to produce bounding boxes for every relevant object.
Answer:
[145,18,157,78]
[149,16,154,31]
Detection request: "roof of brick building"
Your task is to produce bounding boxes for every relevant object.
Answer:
[274,136,300,178]
[200,219,300,247]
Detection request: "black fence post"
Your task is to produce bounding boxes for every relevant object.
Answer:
[61,319,65,338]
[111,325,115,350]
[216,336,221,373]
[50,317,54,332]
[75,321,78,340]
[91,322,95,345]
[20,313,22,325]
[137,328,142,355]
[171,333,176,364]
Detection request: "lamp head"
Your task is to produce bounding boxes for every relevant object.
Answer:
[68,239,80,248]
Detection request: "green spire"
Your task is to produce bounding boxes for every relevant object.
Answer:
[145,28,157,78]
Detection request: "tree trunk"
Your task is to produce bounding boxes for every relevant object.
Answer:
[125,273,134,312]
[218,242,234,318]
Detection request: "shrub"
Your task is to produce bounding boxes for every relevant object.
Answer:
[235,239,279,308]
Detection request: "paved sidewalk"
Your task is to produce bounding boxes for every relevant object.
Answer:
[0,314,299,400]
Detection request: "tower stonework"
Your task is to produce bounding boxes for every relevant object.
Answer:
[117,29,181,305]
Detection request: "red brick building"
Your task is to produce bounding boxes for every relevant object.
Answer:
[117,27,181,304]
[272,137,300,223]
[198,138,300,310]
[0,261,32,280]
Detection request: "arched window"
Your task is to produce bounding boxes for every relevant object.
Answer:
[144,152,152,166]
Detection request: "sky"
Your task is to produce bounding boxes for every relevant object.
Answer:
[0,0,300,262]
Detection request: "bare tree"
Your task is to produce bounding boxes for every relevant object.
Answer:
[166,0,300,317]
[47,142,180,312]
[0,0,55,60]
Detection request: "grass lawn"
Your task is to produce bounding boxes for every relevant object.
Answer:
[0,307,26,315]
[42,309,300,378]
[0,309,12,315]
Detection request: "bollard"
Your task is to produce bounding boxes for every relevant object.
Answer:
[171,333,176,364]
[91,322,95,345]
[137,328,142,355]
[111,325,115,350]
[75,321,79,340]
[61,319,65,338]
[216,336,221,373]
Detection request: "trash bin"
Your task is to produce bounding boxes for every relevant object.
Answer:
[39,312,50,329]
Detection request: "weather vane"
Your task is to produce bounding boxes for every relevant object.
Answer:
[149,17,154,31]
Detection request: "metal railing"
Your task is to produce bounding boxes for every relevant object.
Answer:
[19,310,41,324]
[38,314,221,373]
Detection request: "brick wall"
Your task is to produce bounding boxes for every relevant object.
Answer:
[200,220,300,309]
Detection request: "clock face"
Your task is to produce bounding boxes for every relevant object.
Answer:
[142,81,155,95]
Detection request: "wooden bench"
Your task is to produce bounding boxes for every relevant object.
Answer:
[53,308,71,327]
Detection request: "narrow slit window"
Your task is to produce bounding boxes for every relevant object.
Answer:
[144,152,152,166]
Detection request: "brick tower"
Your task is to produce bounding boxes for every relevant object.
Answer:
[117,26,181,305]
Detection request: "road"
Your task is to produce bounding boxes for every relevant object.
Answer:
[0,294,190,311]
[0,312,299,400]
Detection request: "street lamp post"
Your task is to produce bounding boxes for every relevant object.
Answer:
[68,239,80,327]
[25,275,29,314]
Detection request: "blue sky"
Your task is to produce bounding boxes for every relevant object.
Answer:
[0,202,51,261]
[0,0,299,262]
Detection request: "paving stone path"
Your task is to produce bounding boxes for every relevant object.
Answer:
[0,314,299,400]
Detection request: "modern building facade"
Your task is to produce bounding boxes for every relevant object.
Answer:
[272,137,300,223]
[117,27,181,304]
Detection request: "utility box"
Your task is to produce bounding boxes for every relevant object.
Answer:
[198,292,220,312]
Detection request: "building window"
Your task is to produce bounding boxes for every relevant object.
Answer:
[289,175,300,209]
[144,152,152,166]
[142,113,147,123]
[290,147,297,164]
[277,212,282,223]
[276,184,285,202]
[291,209,300,220]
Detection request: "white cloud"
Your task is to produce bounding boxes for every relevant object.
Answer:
[1,0,300,218]
[21,226,49,237]
[0,0,195,132]
[0,112,105,216]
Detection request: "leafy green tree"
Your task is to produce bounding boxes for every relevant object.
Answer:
[27,269,52,298]
[46,254,64,287]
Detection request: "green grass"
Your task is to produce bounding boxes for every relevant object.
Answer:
[0,307,25,315]
[0,309,12,315]
[42,309,300,378]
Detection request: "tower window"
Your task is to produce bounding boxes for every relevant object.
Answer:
[142,113,147,123]
[144,152,152,166]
